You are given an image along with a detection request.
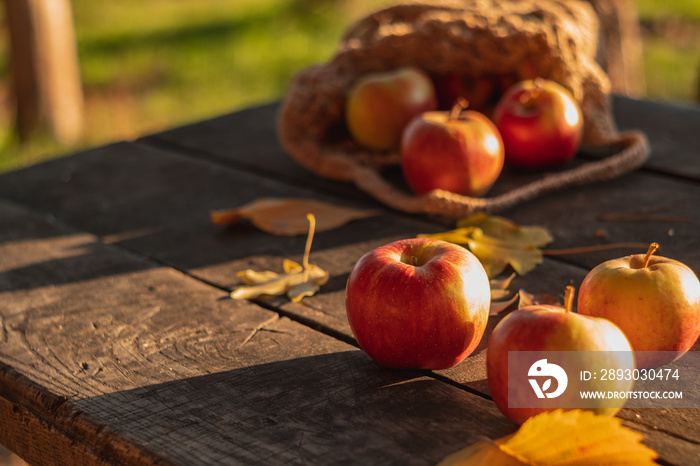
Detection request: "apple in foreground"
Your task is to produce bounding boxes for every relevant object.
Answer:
[345,67,438,151]
[578,242,700,368]
[345,237,491,370]
[400,99,504,196]
[493,78,583,168]
[487,286,634,425]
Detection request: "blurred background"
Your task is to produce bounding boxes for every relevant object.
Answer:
[0,0,698,176]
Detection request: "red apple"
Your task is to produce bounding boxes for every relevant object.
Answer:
[578,243,700,368]
[432,73,495,111]
[345,67,438,151]
[345,237,491,370]
[493,78,583,168]
[487,287,634,425]
[400,99,504,196]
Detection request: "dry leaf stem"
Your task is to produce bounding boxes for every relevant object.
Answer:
[229,213,329,302]
[543,242,649,256]
[302,213,315,281]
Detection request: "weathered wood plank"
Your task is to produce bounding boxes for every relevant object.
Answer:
[0,140,358,237]
[143,97,700,194]
[140,103,378,207]
[621,419,700,466]
[499,170,700,272]
[0,393,140,466]
[1,140,698,323]
[0,200,523,465]
[71,351,517,465]
[613,95,700,180]
[139,97,700,273]
[0,138,593,356]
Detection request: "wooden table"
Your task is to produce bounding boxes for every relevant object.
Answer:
[0,95,698,465]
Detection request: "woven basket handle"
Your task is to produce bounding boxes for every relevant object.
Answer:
[351,130,650,218]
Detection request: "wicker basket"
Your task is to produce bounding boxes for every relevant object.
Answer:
[277,0,649,217]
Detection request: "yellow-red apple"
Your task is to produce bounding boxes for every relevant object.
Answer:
[487,287,634,425]
[345,237,490,370]
[400,99,504,196]
[345,67,437,151]
[578,243,700,368]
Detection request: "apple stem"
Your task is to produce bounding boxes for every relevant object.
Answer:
[564,286,575,314]
[449,97,469,121]
[643,242,660,268]
[301,213,316,281]
[520,78,543,106]
[411,256,419,267]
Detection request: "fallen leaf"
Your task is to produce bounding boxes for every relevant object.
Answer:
[438,410,658,465]
[457,213,553,247]
[490,273,516,300]
[420,227,476,247]
[470,228,544,277]
[490,293,519,316]
[490,273,516,290]
[419,214,552,278]
[231,261,328,302]
[438,440,524,466]
[518,289,561,308]
[211,197,380,235]
[230,214,329,302]
[237,269,279,285]
[488,273,518,315]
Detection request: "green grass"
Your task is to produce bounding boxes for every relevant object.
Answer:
[72,0,366,137]
[642,38,700,103]
[636,0,700,105]
[0,0,394,172]
[0,0,697,174]
[636,0,700,21]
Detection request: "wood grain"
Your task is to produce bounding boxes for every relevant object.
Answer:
[613,95,700,180]
[1,97,700,464]
[0,200,521,465]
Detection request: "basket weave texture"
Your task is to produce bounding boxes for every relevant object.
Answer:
[277,0,649,217]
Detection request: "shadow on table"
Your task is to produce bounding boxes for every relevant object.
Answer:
[75,350,514,465]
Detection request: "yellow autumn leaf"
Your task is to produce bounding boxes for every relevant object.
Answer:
[419,214,553,278]
[232,261,328,302]
[230,214,329,302]
[457,213,553,247]
[438,410,658,466]
[211,197,380,235]
[470,228,545,277]
[438,440,525,466]
[237,269,279,285]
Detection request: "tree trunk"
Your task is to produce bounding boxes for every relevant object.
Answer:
[5,0,84,144]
